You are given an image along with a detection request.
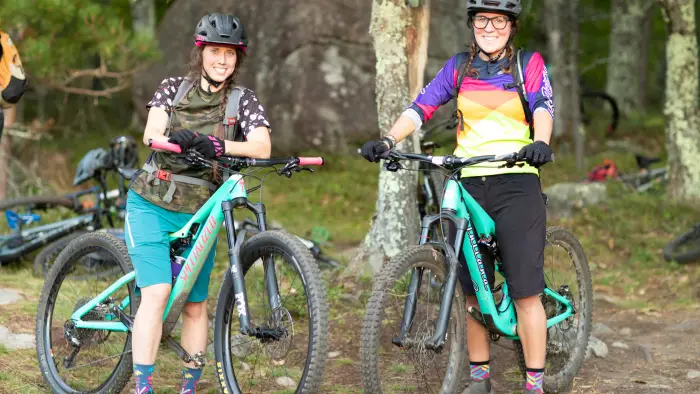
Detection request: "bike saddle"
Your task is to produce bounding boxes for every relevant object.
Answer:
[635,154,661,170]
[117,167,139,181]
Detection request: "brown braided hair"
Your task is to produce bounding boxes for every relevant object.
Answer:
[187,45,247,182]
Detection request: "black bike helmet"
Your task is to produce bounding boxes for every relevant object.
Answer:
[73,148,109,186]
[194,13,248,48]
[466,0,522,18]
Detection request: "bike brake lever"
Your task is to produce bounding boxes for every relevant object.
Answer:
[384,161,403,172]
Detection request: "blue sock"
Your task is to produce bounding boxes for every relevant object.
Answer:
[133,364,154,394]
[180,367,203,393]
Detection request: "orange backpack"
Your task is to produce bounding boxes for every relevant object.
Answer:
[0,29,27,105]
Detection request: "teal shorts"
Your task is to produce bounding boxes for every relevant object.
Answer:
[124,190,216,303]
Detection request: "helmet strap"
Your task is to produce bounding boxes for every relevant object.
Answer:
[201,70,224,92]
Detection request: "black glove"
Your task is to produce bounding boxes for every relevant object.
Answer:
[192,134,225,159]
[360,137,395,163]
[518,140,554,167]
[168,129,199,151]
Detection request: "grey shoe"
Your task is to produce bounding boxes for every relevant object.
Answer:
[461,378,493,394]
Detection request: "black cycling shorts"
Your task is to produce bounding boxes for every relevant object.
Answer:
[453,173,546,299]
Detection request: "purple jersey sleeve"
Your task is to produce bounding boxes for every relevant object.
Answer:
[524,52,554,118]
[408,55,459,123]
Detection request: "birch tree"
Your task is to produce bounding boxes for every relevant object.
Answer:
[658,0,700,203]
[350,0,431,274]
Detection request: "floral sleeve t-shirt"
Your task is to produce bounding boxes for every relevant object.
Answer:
[131,77,271,213]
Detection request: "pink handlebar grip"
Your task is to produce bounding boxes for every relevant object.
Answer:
[149,139,182,153]
[298,157,324,166]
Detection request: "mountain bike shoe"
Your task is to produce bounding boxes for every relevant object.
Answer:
[461,378,494,394]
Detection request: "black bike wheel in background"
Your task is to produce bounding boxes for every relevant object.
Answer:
[580,91,620,137]
[33,229,125,280]
[361,245,466,394]
[213,230,329,394]
[516,227,593,393]
[663,224,700,264]
[33,231,88,278]
[35,232,137,393]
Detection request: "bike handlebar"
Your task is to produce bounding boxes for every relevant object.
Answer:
[148,139,324,169]
[381,150,522,170]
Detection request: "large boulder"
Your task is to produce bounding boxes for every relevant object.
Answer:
[545,182,608,218]
[133,0,467,153]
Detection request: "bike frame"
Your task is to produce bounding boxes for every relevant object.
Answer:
[395,173,575,351]
[70,172,276,338]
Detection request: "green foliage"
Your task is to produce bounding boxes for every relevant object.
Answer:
[0,0,160,85]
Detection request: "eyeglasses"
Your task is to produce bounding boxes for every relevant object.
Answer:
[471,15,510,30]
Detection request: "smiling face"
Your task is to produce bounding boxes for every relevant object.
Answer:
[201,44,238,82]
[472,12,512,56]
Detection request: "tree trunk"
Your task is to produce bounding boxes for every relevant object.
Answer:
[545,0,565,139]
[659,0,700,203]
[568,0,584,170]
[546,0,583,169]
[349,0,430,275]
[606,0,653,115]
[130,0,156,35]
[638,4,655,107]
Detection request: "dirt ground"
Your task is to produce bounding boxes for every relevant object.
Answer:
[319,298,700,394]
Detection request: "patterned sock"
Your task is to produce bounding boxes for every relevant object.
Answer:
[526,368,545,393]
[470,360,490,382]
[133,364,154,394]
[180,366,203,393]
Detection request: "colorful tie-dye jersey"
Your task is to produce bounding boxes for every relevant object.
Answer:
[409,51,554,178]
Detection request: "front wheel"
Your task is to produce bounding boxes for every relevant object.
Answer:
[213,230,329,393]
[516,227,593,393]
[361,245,466,394]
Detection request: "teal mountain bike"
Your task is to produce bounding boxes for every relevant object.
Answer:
[35,140,329,393]
[360,150,592,393]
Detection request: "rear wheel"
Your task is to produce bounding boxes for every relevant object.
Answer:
[361,245,466,394]
[580,91,619,137]
[35,231,137,393]
[516,227,593,393]
[213,230,329,393]
[663,224,700,264]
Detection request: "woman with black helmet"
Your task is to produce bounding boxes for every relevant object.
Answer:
[361,1,553,393]
[125,13,271,393]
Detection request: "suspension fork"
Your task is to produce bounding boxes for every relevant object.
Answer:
[222,200,282,335]
[426,216,466,352]
[253,203,282,312]
[222,199,253,334]
[392,212,467,352]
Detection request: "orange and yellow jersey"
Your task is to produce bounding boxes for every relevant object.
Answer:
[408,51,554,177]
